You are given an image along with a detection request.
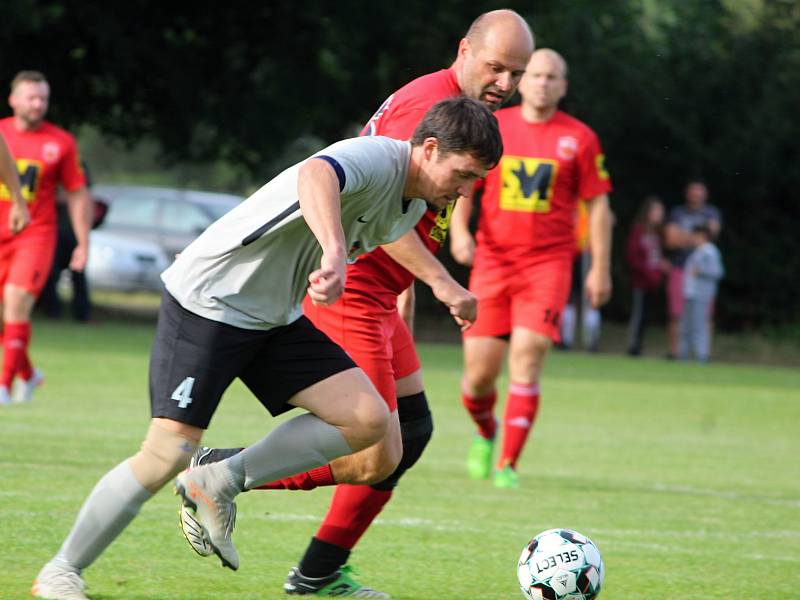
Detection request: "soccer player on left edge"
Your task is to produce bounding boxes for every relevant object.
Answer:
[0,70,92,404]
[32,97,502,600]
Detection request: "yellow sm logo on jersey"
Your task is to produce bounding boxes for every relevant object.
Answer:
[0,159,42,202]
[428,199,455,246]
[499,156,557,213]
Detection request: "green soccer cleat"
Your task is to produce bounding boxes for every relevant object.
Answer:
[466,435,495,480]
[494,464,519,489]
[284,565,390,598]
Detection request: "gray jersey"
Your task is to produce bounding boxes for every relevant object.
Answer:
[161,136,426,330]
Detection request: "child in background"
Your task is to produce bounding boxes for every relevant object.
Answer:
[679,224,724,362]
[626,196,669,356]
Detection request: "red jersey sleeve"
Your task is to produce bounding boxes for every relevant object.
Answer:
[374,107,428,140]
[59,135,86,192]
[576,130,612,201]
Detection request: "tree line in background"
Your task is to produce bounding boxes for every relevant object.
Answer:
[1,0,798,331]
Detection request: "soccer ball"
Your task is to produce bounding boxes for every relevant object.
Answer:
[517,528,604,599]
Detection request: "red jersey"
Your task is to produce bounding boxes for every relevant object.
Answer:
[347,68,463,304]
[626,223,664,291]
[0,118,85,240]
[474,108,611,264]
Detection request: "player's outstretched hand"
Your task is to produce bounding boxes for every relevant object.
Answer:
[8,199,30,234]
[432,278,477,331]
[307,251,346,306]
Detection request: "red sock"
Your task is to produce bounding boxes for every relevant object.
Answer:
[253,465,336,490]
[462,386,497,440]
[1,322,31,387]
[315,484,393,549]
[498,382,540,469]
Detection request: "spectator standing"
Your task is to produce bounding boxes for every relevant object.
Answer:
[679,224,724,362]
[560,202,601,351]
[664,179,721,358]
[626,196,668,356]
[38,161,96,322]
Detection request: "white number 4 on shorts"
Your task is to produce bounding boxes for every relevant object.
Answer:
[171,377,195,409]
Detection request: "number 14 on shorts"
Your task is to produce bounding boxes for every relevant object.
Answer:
[171,377,195,408]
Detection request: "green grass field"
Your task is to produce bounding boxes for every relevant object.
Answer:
[2,317,799,599]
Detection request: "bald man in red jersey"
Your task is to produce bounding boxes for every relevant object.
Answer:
[450,49,613,490]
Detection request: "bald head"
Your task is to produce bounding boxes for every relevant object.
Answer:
[530,48,568,79]
[454,10,535,111]
[465,9,534,52]
[518,48,569,121]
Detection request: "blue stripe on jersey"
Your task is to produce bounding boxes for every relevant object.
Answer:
[241,200,301,246]
[314,155,346,191]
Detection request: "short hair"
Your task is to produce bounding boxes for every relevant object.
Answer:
[10,70,48,92]
[410,97,503,168]
[691,223,711,237]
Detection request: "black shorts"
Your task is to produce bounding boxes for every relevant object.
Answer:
[149,293,357,428]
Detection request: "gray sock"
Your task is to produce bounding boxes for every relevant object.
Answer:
[53,460,152,572]
[227,413,352,490]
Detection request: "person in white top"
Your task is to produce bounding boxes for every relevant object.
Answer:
[33,97,502,599]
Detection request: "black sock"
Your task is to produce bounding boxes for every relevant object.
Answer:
[298,537,351,578]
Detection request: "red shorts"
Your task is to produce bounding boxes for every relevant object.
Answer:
[667,267,684,318]
[0,226,56,296]
[465,252,573,342]
[302,293,421,411]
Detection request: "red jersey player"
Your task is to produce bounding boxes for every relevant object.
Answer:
[181,10,533,598]
[0,71,91,405]
[450,49,613,489]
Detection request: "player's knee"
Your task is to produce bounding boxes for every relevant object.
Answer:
[128,421,198,493]
[344,435,402,485]
[371,392,433,491]
[352,392,390,448]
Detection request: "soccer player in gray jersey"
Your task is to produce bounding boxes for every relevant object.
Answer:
[32,97,502,600]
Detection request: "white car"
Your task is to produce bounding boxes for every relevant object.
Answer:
[87,185,244,293]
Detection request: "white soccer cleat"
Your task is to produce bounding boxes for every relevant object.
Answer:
[175,464,239,570]
[31,562,88,600]
[12,367,44,403]
[180,503,214,557]
[0,385,10,405]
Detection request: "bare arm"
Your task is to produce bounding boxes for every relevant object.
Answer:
[664,221,691,250]
[449,192,475,266]
[396,285,415,332]
[66,186,92,271]
[382,229,476,330]
[0,135,29,234]
[584,193,613,308]
[298,158,348,306]
[707,218,721,239]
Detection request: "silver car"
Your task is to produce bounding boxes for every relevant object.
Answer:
[87,185,244,292]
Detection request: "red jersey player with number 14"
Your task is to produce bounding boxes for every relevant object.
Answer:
[0,71,91,405]
[450,49,613,489]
